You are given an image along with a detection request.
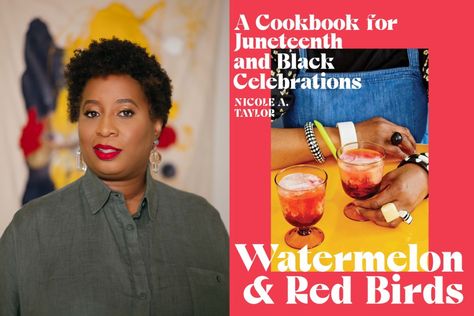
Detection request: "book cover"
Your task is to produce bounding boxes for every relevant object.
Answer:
[230,0,473,314]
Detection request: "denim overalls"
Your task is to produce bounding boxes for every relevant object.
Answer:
[282,49,428,143]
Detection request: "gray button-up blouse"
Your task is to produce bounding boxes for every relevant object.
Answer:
[0,169,229,315]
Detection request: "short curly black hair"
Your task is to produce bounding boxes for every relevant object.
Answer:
[65,38,172,125]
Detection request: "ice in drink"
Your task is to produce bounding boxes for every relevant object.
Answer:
[338,148,384,199]
[277,173,326,227]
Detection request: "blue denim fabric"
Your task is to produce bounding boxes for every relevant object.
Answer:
[421,119,429,144]
[283,49,428,143]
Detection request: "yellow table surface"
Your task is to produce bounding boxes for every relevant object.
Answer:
[271,145,428,271]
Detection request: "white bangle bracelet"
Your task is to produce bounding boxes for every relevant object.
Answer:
[336,121,358,146]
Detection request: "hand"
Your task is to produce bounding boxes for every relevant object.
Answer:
[353,164,428,227]
[355,117,417,159]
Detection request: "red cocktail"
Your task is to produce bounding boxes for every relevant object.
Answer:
[275,165,327,249]
[337,142,385,221]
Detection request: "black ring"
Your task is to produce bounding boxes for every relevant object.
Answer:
[390,132,403,145]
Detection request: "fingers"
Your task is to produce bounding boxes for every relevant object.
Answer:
[364,117,417,156]
[355,117,418,158]
[353,184,395,210]
[398,132,416,155]
[382,121,415,155]
[385,145,410,159]
[352,183,403,227]
[402,126,417,149]
[397,127,416,155]
[356,206,385,222]
[379,118,414,141]
[356,206,404,228]
[377,173,394,192]
[384,125,416,157]
[353,183,412,228]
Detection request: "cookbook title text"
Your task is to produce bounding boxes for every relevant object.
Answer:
[232,13,398,118]
[236,244,464,305]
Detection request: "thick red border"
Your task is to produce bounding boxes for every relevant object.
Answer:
[230,0,473,314]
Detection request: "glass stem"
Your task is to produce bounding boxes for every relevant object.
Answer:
[297,227,311,236]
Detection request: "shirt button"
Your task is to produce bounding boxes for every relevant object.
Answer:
[138,292,147,300]
[126,224,134,231]
[216,275,221,283]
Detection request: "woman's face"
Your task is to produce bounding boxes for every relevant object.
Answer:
[78,74,162,181]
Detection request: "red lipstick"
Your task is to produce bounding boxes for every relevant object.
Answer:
[93,144,122,160]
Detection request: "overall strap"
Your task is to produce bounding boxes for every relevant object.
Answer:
[407,49,420,69]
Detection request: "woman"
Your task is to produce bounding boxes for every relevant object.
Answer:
[0,38,228,315]
[271,48,429,227]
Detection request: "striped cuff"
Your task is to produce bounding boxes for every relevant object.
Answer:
[304,121,325,163]
[398,153,429,173]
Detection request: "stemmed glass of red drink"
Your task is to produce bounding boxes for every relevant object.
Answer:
[337,142,385,221]
[275,165,328,249]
